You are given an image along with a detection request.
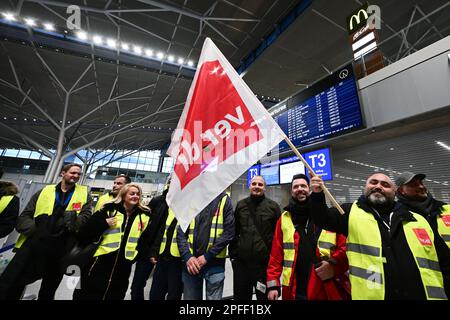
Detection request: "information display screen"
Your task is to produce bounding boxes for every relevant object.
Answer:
[275,64,363,152]
[279,161,305,184]
[260,163,279,186]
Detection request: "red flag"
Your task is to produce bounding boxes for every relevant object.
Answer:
[167,38,285,231]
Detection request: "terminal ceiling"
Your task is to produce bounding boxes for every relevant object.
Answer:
[0,0,448,154]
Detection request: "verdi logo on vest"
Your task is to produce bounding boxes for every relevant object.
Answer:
[412,228,432,246]
[71,202,82,211]
[441,215,450,227]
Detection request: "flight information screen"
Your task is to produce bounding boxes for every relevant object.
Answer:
[276,64,363,152]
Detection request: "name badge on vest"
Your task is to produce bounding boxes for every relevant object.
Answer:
[412,228,432,246]
[138,222,146,231]
[72,202,82,211]
[442,215,450,227]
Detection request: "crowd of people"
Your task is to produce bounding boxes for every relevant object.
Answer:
[0,162,449,300]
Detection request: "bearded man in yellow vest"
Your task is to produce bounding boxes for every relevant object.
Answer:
[0,163,92,300]
[266,174,350,300]
[310,173,450,300]
[396,171,450,251]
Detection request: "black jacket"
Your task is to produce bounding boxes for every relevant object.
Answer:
[311,191,450,300]
[74,202,152,300]
[0,181,20,238]
[398,195,449,251]
[147,190,171,258]
[229,195,280,267]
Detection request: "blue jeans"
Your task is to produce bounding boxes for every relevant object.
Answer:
[182,265,225,300]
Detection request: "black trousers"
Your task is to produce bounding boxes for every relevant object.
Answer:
[0,241,65,300]
[130,258,154,300]
[232,259,268,300]
[149,257,183,300]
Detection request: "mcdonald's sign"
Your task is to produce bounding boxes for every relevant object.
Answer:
[346,3,369,34]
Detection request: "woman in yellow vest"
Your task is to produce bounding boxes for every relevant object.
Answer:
[73,183,151,300]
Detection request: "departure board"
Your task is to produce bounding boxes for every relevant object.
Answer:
[275,64,363,152]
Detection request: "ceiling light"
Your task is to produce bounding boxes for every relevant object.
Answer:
[106,38,116,48]
[24,18,36,26]
[187,60,194,67]
[76,31,88,40]
[43,23,55,31]
[2,12,16,21]
[177,57,184,64]
[92,35,102,45]
[436,141,450,151]
[167,55,174,62]
[3,117,6,120]
[145,49,153,57]
[133,46,142,55]
[156,52,164,59]
[121,43,130,50]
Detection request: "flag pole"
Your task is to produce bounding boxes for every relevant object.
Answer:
[283,136,345,215]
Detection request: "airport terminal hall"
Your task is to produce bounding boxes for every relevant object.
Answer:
[0,0,449,304]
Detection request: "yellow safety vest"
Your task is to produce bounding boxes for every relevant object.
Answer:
[187,195,228,259]
[94,209,150,260]
[437,204,450,249]
[0,195,14,215]
[95,193,114,212]
[317,229,337,259]
[347,202,447,300]
[159,208,180,257]
[281,211,337,286]
[15,184,88,249]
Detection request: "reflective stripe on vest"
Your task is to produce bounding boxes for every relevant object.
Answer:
[125,213,150,260]
[437,204,450,249]
[187,195,228,259]
[280,211,296,286]
[94,210,124,257]
[15,184,88,249]
[317,230,337,258]
[0,195,14,215]
[402,213,447,300]
[347,202,447,300]
[94,210,150,260]
[159,208,180,257]
[94,193,114,212]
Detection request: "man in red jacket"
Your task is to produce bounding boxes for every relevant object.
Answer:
[266,174,350,300]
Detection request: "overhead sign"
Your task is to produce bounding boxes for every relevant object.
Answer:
[276,64,363,152]
[304,148,332,181]
[247,164,261,187]
[346,3,369,34]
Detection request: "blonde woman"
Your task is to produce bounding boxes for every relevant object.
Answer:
[73,183,152,300]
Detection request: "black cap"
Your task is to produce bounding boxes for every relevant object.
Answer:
[395,171,426,187]
[292,173,309,185]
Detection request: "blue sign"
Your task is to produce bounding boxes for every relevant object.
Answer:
[304,148,332,181]
[247,164,261,187]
